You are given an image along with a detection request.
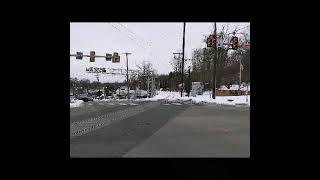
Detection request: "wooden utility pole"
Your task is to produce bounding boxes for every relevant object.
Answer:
[212,22,217,99]
[181,22,186,97]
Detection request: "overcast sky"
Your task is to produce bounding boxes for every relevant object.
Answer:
[70,22,249,83]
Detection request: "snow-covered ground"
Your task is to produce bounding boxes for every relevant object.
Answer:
[70,99,84,108]
[147,91,250,106]
[71,91,250,107]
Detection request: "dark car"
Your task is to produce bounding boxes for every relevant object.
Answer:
[78,94,94,102]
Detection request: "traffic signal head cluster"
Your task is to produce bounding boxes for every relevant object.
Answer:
[112,52,120,63]
[73,51,120,63]
[76,52,83,60]
[106,53,112,61]
[207,34,217,47]
[90,51,95,62]
[230,36,239,50]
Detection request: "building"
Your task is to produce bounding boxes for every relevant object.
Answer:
[217,84,250,96]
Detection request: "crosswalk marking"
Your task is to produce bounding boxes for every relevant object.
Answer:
[128,103,138,106]
[171,103,182,105]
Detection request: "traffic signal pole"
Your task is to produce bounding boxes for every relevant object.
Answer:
[181,22,186,97]
[188,66,191,97]
[123,52,131,100]
[212,22,217,99]
[239,56,242,90]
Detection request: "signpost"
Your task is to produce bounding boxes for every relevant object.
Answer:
[217,33,223,48]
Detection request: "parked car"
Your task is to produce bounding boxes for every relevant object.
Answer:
[78,94,94,102]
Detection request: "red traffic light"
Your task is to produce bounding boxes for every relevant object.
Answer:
[231,36,239,50]
[207,34,217,47]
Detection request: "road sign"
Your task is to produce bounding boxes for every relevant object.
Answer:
[106,53,112,61]
[112,52,120,63]
[217,34,223,48]
[86,67,94,72]
[76,52,83,60]
[86,67,106,73]
[90,51,95,62]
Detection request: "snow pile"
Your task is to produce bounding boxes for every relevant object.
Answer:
[148,91,250,106]
[70,100,84,108]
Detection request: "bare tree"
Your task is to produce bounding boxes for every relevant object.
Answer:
[136,61,153,90]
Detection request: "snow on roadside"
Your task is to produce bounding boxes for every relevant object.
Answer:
[78,90,250,106]
[70,100,84,108]
[149,91,250,106]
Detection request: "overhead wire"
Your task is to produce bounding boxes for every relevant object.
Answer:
[112,23,174,74]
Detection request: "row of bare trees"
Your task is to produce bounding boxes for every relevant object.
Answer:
[161,25,250,91]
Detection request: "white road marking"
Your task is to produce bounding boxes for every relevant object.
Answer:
[108,103,115,106]
[128,103,138,105]
[118,103,127,105]
[162,103,171,105]
[171,103,182,105]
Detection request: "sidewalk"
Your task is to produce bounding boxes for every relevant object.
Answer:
[123,105,250,157]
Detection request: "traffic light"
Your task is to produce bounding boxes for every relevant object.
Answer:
[76,52,83,60]
[207,34,216,47]
[112,52,120,63]
[231,36,239,50]
[106,53,112,61]
[90,51,95,62]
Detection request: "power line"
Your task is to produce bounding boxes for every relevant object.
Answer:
[108,23,147,50]
[117,23,152,47]
[108,23,175,74]
[116,23,179,72]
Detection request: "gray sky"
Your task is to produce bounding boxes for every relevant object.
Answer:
[70,22,249,83]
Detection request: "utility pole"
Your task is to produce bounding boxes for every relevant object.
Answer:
[212,22,217,99]
[246,83,249,103]
[95,73,100,91]
[147,76,150,98]
[188,66,191,97]
[181,22,186,97]
[239,57,242,90]
[151,73,155,97]
[123,52,131,100]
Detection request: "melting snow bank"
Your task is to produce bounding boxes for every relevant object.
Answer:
[70,100,84,108]
[80,91,250,106]
[148,91,250,106]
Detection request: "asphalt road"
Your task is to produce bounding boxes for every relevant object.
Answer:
[70,101,189,157]
[70,100,145,123]
[70,100,250,157]
[124,104,250,157]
